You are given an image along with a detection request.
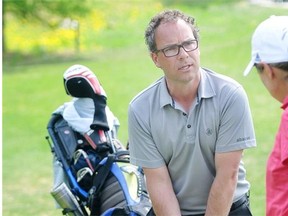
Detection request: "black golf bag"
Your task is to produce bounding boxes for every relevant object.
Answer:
[46,65,152,216]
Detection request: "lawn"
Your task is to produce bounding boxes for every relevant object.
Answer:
[2,1,287,215]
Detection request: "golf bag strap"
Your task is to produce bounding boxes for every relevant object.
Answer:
[89,155,115,215]
[94,155,115,194]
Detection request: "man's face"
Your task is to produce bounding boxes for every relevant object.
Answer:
[151,19,200,85]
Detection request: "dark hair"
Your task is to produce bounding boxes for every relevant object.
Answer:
[144,9,199,53]
[254,63,264,73]
[269,62,288,72]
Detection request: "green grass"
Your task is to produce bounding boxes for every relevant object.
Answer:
[3,1,287,215]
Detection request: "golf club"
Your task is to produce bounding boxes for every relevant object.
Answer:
[73,149,95,172]
[76,167,93,183]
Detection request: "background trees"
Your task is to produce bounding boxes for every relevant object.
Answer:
[3,0,92,54]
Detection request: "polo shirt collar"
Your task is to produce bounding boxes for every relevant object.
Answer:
[159,77,173,108]
[281,95,288,110]
[198,68,216,99]
[159,68,216,108]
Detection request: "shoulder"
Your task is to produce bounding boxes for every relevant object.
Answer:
[202,68,246,98]
[202,68,241,88]
[129,77,163,108]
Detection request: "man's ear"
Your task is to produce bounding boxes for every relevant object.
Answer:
[151,52,161,68]
[263,63,275,79]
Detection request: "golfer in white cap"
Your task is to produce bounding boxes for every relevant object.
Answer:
[244,15,288,216]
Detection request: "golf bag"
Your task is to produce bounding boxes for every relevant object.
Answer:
[46,65,152,216]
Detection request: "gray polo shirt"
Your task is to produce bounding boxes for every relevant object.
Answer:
[128,68,256,215]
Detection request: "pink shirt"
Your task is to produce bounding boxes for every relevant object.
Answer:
[266,96,288,216]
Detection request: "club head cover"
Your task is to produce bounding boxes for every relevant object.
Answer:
[63,64,103,97]
[90,94,110,131]
[63,64,109,131]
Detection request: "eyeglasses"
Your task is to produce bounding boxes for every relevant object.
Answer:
[155,39,198,57]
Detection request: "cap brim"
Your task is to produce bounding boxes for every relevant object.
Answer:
[243,60,255,76]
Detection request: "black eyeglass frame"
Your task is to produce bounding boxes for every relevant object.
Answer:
[155,39,198,57]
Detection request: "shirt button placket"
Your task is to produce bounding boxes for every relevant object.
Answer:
[183,113,191,129]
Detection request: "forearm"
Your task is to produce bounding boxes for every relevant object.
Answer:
[144,167,181,216]
[205,176,236,216]
[149,184,181,216]
[205,151,242,216]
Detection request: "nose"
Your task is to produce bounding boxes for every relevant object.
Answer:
[178,46,189,58]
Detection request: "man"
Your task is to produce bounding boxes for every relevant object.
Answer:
[128,9,256,215]
[243,15,288,216]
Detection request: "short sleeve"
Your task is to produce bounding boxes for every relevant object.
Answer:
[216,86,256,152]
[128,104,165,168]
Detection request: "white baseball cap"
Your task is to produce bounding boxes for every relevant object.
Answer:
[243,15,288,76]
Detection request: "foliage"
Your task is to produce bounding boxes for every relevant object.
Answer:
[3,0,92,26]
[3,0,93,53]
[3,0,163,58]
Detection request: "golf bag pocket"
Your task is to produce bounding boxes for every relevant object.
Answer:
[55,118,78,162]
[51,182,85,216]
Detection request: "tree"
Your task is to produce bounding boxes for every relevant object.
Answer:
[3,0,92,54]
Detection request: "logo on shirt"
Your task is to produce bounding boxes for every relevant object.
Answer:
[236,137,250,142]
[206,128,213,136]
